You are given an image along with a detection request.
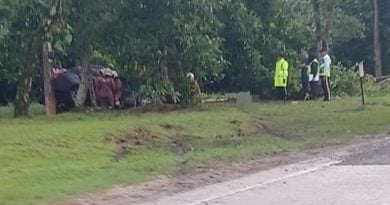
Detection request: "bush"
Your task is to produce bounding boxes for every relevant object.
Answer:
[175,76,200,105]
[369,79,390,97]
[138,74,179,105]
[287,68,303,100]
[330,63,390,97]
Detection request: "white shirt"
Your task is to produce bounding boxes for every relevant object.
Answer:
[323,54,332,77]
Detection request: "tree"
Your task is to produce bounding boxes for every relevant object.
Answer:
[0,0,388,108]
[373,0,382,77]
[312,0,322,52]
[2,0,56,117]
[67,0,115,108]
[171,0,226,79]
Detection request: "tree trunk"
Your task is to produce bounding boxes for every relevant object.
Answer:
[75,48,92,108]
[312,0,323,53]
[14,63,33,117]
[43,41,57,115]
[323,13,331,52]
[373,0,383,78]
[323,0,336,52]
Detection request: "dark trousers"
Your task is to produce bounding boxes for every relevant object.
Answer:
[276,87,287,103]
[301,74,310,100]
[320,76,331,101]
[309,81,320,99]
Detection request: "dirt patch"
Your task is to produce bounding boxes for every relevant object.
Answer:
[168,134,206,156]
[129,102,235,115]
[210,136,242,148]
[230,120,246,137]
[332,106,367,113]
[169,137,194,156]
[108,118,276,162]
[383,102,390,107]
[254,118,292,139]
[107,127,203,161]
[107,117,293,162]
[132,104,190,114]
[160,123,184,131]
[109,128,159,162]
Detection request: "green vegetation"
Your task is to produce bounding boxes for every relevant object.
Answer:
[1,0,390,115]
[1,96,390,205]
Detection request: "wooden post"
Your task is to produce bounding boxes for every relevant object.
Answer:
[90,78,97,108]
[43,41,57,115]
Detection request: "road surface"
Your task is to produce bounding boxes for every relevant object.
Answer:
[140,137,390,205]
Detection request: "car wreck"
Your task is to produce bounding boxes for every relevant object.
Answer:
[39,64,137,112]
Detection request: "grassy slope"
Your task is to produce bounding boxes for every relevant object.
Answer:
[1,96,390,205]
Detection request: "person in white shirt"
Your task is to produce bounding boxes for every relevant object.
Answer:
[319,49,332,101]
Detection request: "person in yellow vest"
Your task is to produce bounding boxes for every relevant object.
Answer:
[274,53,289,103]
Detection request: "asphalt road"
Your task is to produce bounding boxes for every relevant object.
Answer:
[142,137,390,205]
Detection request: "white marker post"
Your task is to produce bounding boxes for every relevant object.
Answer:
[358,61,366,106]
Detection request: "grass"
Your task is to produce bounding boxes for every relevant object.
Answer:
[1,96,390,205]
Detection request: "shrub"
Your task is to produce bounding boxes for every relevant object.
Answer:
[175,76,200,105]
[330,63,390,97]
[138,74,179,105]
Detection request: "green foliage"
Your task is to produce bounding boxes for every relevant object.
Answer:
[138,73,178,105]
[330,64,390,97]
[171,0,227,77]
[175,76,200,105]
[287,68,303,99]
[1,0,390,113]
[330,64,363,97]
[91,50,117,69]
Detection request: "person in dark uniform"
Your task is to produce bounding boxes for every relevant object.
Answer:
[299,48,310,100]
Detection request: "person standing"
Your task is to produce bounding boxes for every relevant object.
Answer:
[308,52,320,99]
[112,71,123,109]
[319,49,332,101]
[274,53,289,103]
[186,72,201,96]
[299,49,310,100]
[186,72,202,104]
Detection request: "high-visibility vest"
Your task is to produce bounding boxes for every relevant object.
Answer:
[309,59,320,82]
[319,60,325,76]
[274,58,289,87]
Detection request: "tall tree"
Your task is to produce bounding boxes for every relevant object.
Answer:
[2,0,58,117]
[312,0,323,52]
[373,0,382,77]
[68,0,114,108]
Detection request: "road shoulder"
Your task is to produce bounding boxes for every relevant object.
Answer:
[58,134,389,205]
